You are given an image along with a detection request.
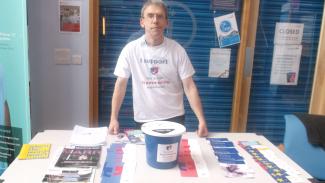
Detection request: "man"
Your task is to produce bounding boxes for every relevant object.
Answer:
[108,0,208,137]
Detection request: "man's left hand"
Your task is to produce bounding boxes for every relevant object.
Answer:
[197,122,208,137]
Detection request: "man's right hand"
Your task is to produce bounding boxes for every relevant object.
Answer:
[108,119,120,135]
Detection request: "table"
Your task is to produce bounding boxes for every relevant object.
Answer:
[0,130,312,183]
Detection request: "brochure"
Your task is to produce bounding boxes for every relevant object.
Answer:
[42,167,95,183]
[55,146,101,168]
[124,129,145,145]
[18,144,51,160]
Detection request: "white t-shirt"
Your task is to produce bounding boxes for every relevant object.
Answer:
[114,35,195,122]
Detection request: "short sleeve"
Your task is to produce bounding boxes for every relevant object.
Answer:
[177,47,195,80]
[114,46,131,78]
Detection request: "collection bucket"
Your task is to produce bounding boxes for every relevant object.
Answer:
[141,121,186,169]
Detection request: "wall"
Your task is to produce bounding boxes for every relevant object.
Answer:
[28,0,89,136]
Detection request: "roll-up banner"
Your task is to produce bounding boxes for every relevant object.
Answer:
[0,0,31,173]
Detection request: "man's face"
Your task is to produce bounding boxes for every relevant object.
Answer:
[140,4,168,39]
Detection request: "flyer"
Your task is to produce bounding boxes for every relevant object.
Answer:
[270,45,302,85]
[208,48,231,78]
[214,12,240,48]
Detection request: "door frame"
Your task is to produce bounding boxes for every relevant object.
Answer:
[230,0,260,132]
[310,5,325,114]
[89,0,99,127]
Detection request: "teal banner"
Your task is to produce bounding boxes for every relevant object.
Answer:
[0,0,31,173]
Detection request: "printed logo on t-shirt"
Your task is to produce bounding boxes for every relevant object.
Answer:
[150,66,159,75]
[139,57,171,89]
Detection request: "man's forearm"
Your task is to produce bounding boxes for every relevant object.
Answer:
[183,78,206,123]
[186,87,206,123]
[110,77,128,121]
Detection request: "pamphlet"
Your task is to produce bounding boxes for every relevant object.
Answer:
[42,167,95,183]
[55,146,101,168]
[18,144,51,160]
[124,129,145,145]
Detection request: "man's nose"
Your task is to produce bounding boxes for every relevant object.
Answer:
[152,15,159,22]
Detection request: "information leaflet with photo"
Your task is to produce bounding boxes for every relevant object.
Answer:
[270,45,302,85]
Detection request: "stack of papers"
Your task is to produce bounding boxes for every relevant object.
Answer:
[178,139,209,177]
[42,146,98,183]
[207,138,254,178]
[239,141,310,183]
[101,143,137,183]
[69,125,108,146]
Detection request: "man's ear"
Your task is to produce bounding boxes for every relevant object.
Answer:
[140,18,145,28]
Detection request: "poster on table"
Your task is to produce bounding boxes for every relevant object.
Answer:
[0,0,31,173]
[214,12,240,48]
[274,22,304,45]
[270,45,302,85]
[59,0,81,33]
[208,48,231,78]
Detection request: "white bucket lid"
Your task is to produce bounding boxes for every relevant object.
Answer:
[141,121,186,137]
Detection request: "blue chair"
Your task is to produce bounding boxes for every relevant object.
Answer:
[284,114,325,180]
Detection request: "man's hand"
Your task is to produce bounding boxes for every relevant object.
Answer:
[197,122,208,137]
[108,119,120,135]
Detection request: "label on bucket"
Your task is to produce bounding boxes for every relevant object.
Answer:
[157,143,178,162]
[141,121,186,137]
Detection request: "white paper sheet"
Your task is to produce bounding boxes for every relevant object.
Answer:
[208,48,231,78]
[69,125,108,146]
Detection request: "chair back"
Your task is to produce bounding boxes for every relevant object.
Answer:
[284,114,325,180]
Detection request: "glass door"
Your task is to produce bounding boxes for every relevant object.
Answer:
[246,0,324,144]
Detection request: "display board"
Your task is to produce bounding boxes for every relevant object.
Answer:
[0,0,31,174]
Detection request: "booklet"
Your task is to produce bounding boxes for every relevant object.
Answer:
[55,146,101,168]
[42,167,95,183]
[18,144,51,160]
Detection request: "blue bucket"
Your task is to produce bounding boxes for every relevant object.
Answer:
[141,121,186,169]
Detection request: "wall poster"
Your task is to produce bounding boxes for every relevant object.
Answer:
[271,22,304,85]
[214,12,240,48]
[59,0,81,33]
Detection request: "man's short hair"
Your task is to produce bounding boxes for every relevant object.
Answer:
[141,0,168,19]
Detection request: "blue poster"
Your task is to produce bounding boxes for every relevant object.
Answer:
[214,12,241,48]
[0,0,31,174]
